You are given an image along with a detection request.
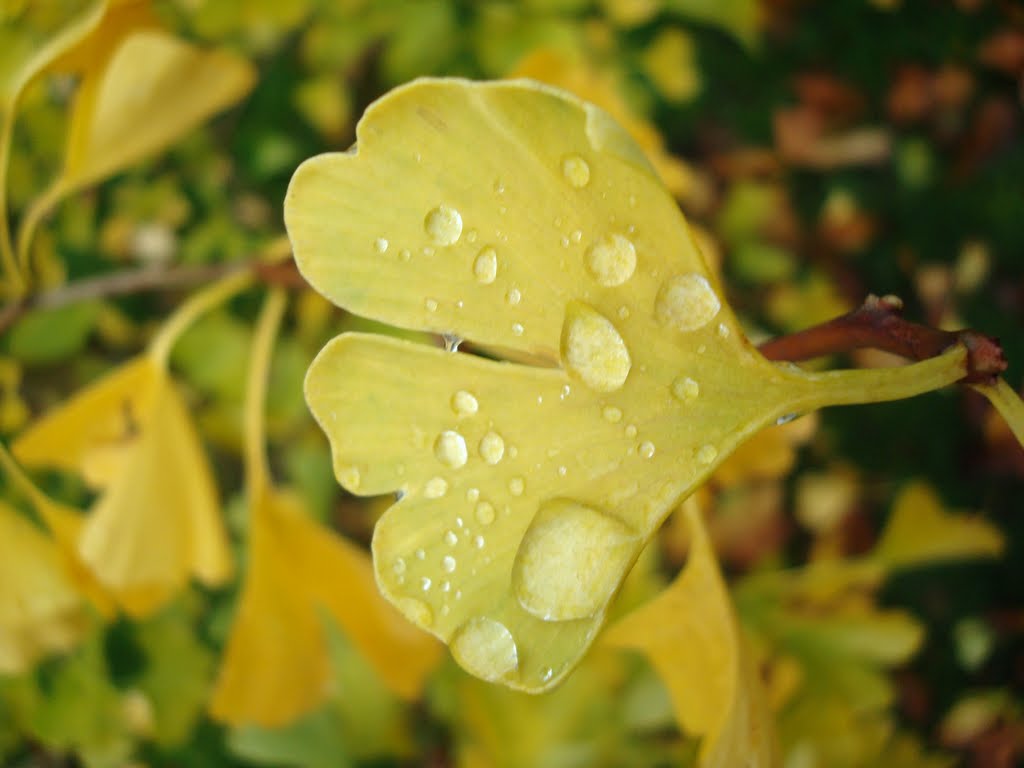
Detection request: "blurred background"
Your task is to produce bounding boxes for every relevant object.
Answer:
[2,0,1023,766]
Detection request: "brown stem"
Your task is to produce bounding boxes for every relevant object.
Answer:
[757,294,1007,384]
[0,256,305,337]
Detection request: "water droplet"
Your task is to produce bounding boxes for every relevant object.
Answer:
[639,441,656,459]
[441,580,451,592]
[509,477,525,496]
[655,274,721,332]
[506,287,522,306]
[451,390,478,417]
[625,424,638,438]
[443,333,461,352]
[425,298,439,312]
[450,617,518,682]
[557,465,568,477]
[584,234,637,286]
[442,555,457,573]
[560,302,631,393]
[339,465,360,490]
[671,376,700,402]
[541,667,554,683]
[696,444,718,465]
[508,445,519,459]
[473,247,498,284]
[393,557,407,575]
[479,431,505,465]
[466,229,478,243]
[513,499,637,621]
[561,154,591,187]
[444,530,458,547]
[420,576,432,591]
[618,305,630,320]
[434,430,468,468]
[474,535,485,549]
[560,384,571,400]
[396,597,432,627]
[511,322,524,336]
[424,205,463,245]
[718,322,730,338]
[475,501,496,525]
[424,476,448,498]
[466,488,480,502]
[776,412,798,425]
[399,248,411,261]
[596,407,622,430]
[571,230,583,244]
[415,548,426,560]
[374,237,388,254]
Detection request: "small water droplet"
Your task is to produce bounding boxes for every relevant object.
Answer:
[479,431,505,465]
[442,555,457,573]
[399,248,411,261]
[493,179,505,195]
[466,229,478,244]
[396,597,432,627]
[557,465,568,476]
[560,384,571,400]
[424,205,463,245]
[425,298,439,312]
[561,154,591,187]
[561,302,631,392]
[512,499,637,621]
[625,424,638,438]
[541,667,554,683]
[509,477,525,496]
[450,617,518,682]
[717,322,730,338]
[434,430,468,468]
[420,576,432,591]
[466,487,480,502]
[509,445,519,459]
[506,287,522,306]
[775,412,799,425]
[511,322,524,336]
[415,548,426,560]
[339,465,360,490]
[443,333,462,352]
[475,501,496,525]
[617,305,630,320]
[444,530,458,547]
[571,229,583,244]
[602,405,623,423]
[424,476,448,498]
[584,234,637,286]
[374,237,389,253]
[441,580,451,592]
[639,441,656,459]
[473,535,485,549]
[451,390,479,417]
[671,376,700,402]
[473,247,498,284]
[393,557,407,575]
[696,444,718,465]
[655,273,721,332]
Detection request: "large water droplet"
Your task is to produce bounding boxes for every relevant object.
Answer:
[655,274,721,332]
[424,476,448,498]
[561,154,591,187]
[451,390,478,417]
[584,234,636,286]
[450,617,518,682]
[513,499,637,621]
[473,247,498,284]
[434,430,468,468]
[561,302,631,392]
[671,376,700,402]
[424,205,463,245]
[479,431,505,465]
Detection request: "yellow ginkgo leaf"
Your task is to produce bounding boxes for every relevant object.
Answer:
[604,504,777,765]
[211,289,440,728]
[0,500,90,674]
[288,78,970,692]
[871,481,1004,569]
[13,354,232,616]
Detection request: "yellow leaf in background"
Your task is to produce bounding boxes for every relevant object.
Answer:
[210,486,442,727]
[604,504,777,766]
[289,78,969,692]
[711,412,817,488]
[872,481,1004,569]
[60,29,256,196]
[47,0,159,76]
[13,354,232,616]
[0,501,89,674]
[642,27,701,103]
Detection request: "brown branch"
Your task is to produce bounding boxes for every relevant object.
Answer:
[0,257,305,337]
[757,294,1007,384]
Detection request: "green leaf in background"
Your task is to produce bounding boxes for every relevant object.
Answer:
[7,300,101,364]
